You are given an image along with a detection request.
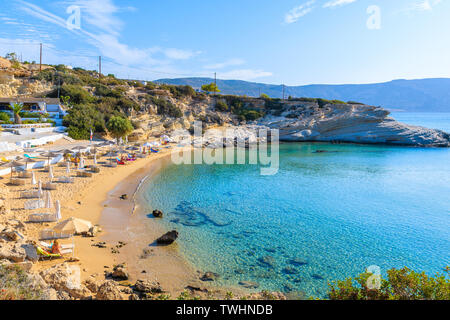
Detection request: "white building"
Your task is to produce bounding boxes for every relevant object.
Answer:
[0,97,67,118]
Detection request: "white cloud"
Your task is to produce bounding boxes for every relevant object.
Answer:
[16,0,200,70]
[284,0,316,24]
[68,0,122,36]
[163,48,201,60]
[219,69,273,81]
[323,0,357,8]
[410,0,442,11]
[204,58,245,70]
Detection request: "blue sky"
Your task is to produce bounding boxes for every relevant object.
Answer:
[0,0,449,85]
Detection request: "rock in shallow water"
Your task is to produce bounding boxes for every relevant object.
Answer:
[239,281,260,289]
[156,230,178,245]
[152,209,163,218]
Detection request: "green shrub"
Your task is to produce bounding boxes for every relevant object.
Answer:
[328,266,450,300]
[149,96,183,118]
[0,265,44,300]
[215,100,229,112]
[63,104,106,139]
[47,84,95,105]
[107,116,133,140]
[0,112,10,122]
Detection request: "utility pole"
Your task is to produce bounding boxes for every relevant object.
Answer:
[214,72,217,95]
[282,84,285,100]
[99,56,102,78]
[39,43,42,72]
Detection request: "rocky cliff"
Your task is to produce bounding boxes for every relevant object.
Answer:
[0,60,448,147]
[262,103,450,147]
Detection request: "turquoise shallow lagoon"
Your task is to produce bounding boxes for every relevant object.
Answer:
[137,113,450,298]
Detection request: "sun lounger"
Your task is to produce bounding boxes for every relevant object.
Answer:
[28,213,59,223]
[116,158,125,165]
[10,178,26,186]
[42,182,57,190]
[76,171,93,178]
[36,246,72,260]
[105,162,118,168]
[20,190,41,199]
[40,229,73,240]
[58,176,74,184]
[24,199,45,210]
[17,171,32,179]
[1,157,10,163]
[40,241,74,250]
[89,166,100,173]
[24,154,38,159]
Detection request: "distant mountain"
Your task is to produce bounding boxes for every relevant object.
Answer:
[155,77,450,112]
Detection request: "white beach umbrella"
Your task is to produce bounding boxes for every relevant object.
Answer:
[55,200,61,220]
[78,157,85,170]
[45,191,52,209]
[66,161,71,174]
[38,180,42,198]
[31,171,36,186]
[48,165,54,180]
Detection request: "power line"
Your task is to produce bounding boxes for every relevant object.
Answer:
[2,42,216,80]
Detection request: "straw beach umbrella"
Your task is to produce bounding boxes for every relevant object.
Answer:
[53,217,93,235]
[40,151,58,166]
[2,160,25,178]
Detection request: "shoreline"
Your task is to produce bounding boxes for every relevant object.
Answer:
[0,144,250,298]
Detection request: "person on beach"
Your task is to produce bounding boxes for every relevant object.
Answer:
[51,239,61,254]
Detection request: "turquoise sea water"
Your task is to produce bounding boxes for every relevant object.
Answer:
[391,112,450,133]
[138,114,450,298]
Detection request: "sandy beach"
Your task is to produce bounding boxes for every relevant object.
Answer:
[0,143,252,299]
[0,145,189,293]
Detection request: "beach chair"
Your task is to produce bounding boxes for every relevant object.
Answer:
[42,182,57,190]
[28,212,59,223]
[0,157,10,163]
[24,199,45,210]
[76,171,93,178]
[57,176,74,184]
[40,229,73,240]
[24,154,38,159]
[40,241,74,251]
[116,158,125,165]
[17,171,32,179]
[150,148,159,153]
[10,178,26,186]
[20,190,41,199]
[36,246,62,260]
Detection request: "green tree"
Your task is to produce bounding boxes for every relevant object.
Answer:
[260,93,270,99]
[328,266,450,300]
[215,100,229,112]
[201,83,220,94]
[107,116,133,142]
[8,103,24,124]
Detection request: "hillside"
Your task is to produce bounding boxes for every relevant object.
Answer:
[1,59,449,147]
[156,78,450,113]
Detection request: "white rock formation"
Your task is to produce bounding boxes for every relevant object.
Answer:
[262,104,450,147]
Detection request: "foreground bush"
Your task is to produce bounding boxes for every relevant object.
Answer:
[0,265,43,300]
[328,266,450,300]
